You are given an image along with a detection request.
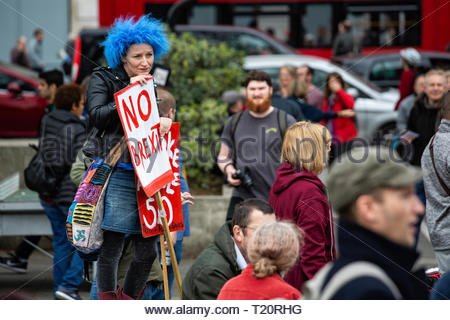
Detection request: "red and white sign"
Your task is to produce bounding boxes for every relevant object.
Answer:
[136,123,184,237]
[114,80,174,198]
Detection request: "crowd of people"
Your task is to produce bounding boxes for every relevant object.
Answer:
[1,14,450,301]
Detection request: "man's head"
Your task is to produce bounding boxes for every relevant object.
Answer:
[297,65,314,85]
[413,74,425,96]
[231,198,276,262]
[34,29,43,42]
[327,147,424,247]
[244,70,273,114]
[222,90,245,115]
[156,88,176,120]
[16,36,27,50]
[424,69,447,104]
[54,84,84,118]
[38,69,64,103]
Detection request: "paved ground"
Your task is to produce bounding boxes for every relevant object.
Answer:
[0,221,437,300]
[0,248,193,300]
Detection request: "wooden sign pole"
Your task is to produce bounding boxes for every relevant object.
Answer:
[159,234,170,300]
[155,191,183,299]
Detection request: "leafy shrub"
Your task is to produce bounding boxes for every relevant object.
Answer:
[162,32,245,191]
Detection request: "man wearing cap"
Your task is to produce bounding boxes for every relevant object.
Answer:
[222,90,245,116]
[305,146,429,299]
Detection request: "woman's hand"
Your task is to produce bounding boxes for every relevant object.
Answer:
[328,78,342,93]
[337,109,355,118]
[159,117,172,136]
[181,192,194,206]
[130,74,152,85]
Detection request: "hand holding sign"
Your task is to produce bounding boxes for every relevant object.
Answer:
[114,79,174,198]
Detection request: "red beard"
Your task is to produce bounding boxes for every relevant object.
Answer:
[246,96,271,113]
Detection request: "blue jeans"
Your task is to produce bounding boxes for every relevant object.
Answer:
[142,239,183,300]
[40,199,84,293]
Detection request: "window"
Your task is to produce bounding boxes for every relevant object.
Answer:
[0,72,35,92]
[228,33,277,55]
[0,72,12,90]
[369,59,402,82]
[311,69,328,90]
[347,4,420,48]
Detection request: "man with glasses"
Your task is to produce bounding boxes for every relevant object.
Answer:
[182,199,275,300]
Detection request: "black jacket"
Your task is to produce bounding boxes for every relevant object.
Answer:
[86,66,131,162]
[323,220,429,299]
[407,93,441,166]
[40,109,86,205]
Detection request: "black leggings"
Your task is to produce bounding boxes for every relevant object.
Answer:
[97,231,157,298]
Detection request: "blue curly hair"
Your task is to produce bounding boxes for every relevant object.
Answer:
[101,15,169,69]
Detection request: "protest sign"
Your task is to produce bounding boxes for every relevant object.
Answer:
[136,123,184,237]
[114,80,174,198]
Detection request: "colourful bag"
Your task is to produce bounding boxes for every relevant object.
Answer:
[66,137,126,256]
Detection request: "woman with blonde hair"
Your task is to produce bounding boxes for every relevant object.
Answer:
[217,221,304,300]
[269,121,336,292]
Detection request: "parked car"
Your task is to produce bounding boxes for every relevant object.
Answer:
[243,54,399,142]
[341,51,450,89]
[68,25,296,83]
[0,62,47,137]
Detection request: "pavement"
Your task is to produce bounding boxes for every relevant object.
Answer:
[0,248,193,300]
[0,221,437,300]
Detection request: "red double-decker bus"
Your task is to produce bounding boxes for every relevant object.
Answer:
[98,0,449,59]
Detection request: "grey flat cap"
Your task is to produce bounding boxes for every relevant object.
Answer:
[327,146,422,212]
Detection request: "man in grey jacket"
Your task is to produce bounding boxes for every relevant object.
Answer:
[422,92,450,272]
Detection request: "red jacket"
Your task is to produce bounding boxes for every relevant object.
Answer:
[217,264,301,300]
[395,69,415,110]
[269,163,336,291]
[321,89,357,143]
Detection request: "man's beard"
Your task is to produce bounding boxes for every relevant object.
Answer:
[246,96,271,113]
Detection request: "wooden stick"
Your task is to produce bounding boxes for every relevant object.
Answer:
[155,191,183,299]
[159,234,170,300]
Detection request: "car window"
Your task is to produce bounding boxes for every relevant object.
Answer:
[0,72,35,92]
[369,59,402,82]
[429,57,450,70]
[228,33,276,55]
[0,72,12,90]
[311,69,328,90]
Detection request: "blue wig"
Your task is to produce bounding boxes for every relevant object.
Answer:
[101,15,170,69]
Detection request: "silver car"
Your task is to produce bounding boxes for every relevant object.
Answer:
[244,54,399,142]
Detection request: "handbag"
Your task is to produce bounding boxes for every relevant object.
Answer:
[66,136,127,258]
[24,116,58,196]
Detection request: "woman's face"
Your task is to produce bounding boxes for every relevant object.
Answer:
[122,43,154,77]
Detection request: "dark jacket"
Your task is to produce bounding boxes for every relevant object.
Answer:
[407,93,441,166]
[182,222,241,300]
[269,162,336,291]
[288,96,337,123]
[271,94,305,121]
[41,109,86,205]
[86,66,131,161]
[324,220,429,299]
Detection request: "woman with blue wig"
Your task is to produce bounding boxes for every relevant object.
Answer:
[85,15,169,300]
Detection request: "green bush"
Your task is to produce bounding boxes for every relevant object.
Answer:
[162,32,245,191]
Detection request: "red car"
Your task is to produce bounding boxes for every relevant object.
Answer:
[0,62,47,137]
